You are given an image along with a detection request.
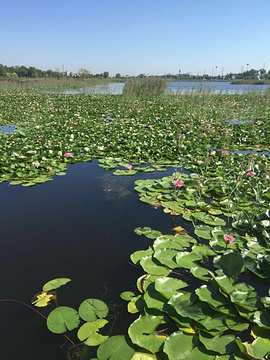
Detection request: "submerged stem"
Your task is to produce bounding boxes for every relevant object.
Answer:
[0,299,76,346]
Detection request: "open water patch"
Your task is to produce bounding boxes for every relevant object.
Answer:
[224,118,252,124]
[0,124,17,133]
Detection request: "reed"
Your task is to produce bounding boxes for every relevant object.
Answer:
[122,76,166,99]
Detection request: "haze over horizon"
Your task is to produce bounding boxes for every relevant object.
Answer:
[1,0,270,77]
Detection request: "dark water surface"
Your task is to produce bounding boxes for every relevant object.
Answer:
[0,160,179,360]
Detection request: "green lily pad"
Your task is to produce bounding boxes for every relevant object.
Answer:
[46,306,80,334]
[77,319,108,346]
[97,335,135,360]
[128,315,166,353]
[199,332,236,355]
[163,331,195,360]
[155,277,188,298]
[79,298,109,321]
[42,278,71,292]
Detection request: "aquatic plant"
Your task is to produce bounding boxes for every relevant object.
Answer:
[122,77,167,99]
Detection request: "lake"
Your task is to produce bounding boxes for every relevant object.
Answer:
[0,161,185,360]
[51,81,270,95]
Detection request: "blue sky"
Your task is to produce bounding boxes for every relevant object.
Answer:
[1,0,270,76]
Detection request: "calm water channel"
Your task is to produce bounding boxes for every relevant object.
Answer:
[53,81,270,95]
[0,161,184,360]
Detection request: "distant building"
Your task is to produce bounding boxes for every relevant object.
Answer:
[254,71,261,80]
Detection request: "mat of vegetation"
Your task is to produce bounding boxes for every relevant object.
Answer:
[1,90,270,359]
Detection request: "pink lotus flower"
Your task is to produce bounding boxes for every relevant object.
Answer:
[148,125,154,130]
[48,141,51,146]
[173,180,183,187]
[10,164,15,169]
[64,152,73,158]
[217,135,221,138]
[247,171,255,177]
[33,162,40,168]
[125,164,132,170]
[58,123,62,126]
[221,150,229,155]
[47,166,52,171]
[223,234,235,244]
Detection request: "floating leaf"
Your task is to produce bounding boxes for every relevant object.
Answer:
[31,291,55,307]
[46,306,80,334]
[128,315,166,353]
[130,248,154,265]
[140,256,171,276]
[194,225,213,240]
[199,332,236,354]
[168,292,210,321]
[120,291,136,301]
[153,248,179,269]
[217,252,244,277]
[131,350,157,360]
[155,277,188,298]
[97,335,135,360]
[42,278,71,292]
[245,337,270,359]
[163,331,195,360]
[79,299,109,322]
[77,319,108,346]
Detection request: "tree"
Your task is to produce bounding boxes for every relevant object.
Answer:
[78,68,90,78]
[103,71,109,78]
[28,66,38,78]
[115,73,121,79]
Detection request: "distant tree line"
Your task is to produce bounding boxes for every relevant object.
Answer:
[1,63,269,81]
[0,64,117,79]
[162,68,270,81]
